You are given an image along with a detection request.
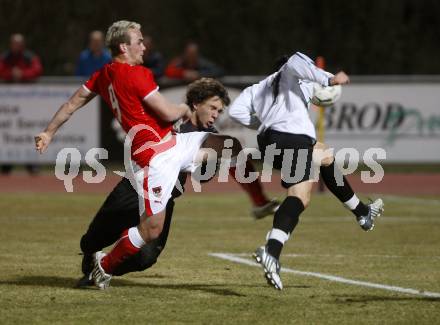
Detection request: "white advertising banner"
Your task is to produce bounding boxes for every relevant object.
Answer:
[322,83,440,162]
[0,84,99,163]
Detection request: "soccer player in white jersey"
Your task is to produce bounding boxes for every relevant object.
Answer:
[228,52,384,290]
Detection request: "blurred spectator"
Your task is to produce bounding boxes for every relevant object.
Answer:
[75,30,111,77]
[0,33,42,174]
[165,41,223,82]
[0,33,43,83]
[142,35,165,79]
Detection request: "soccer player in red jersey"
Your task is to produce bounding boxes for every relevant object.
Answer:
[35,20,245,289]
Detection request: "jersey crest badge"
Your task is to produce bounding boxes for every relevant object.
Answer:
[152,186,162,198]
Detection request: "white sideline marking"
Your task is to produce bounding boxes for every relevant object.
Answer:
[231,253,440,259]
[209,253,440,298]
[231,216,440,223]
[298,216,440,223]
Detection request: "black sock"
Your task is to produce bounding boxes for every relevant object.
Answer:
[267,239,284,259]
[267,196,304,260]
[353,202,369,218]
[320,162,354,203]
[81,253,94,275]
[320,162,369,217]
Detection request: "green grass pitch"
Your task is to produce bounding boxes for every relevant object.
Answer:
[0,192,439,324]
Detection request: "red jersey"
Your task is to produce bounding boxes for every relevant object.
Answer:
[84,62,174,166]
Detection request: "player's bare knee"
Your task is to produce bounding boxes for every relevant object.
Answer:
[321,154,334,167]
[147,224,163,240]
[301,195,311,208]
[138,220,163,242]
[313,142,334,167]
[287,182,312,208]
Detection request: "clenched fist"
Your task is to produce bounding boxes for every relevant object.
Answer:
[35,132,52,154]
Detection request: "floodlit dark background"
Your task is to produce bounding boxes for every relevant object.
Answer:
[1,0,439,75]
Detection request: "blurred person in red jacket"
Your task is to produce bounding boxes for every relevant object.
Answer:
[0,33,42,174]
[165,41,223,82]
[0,33,43,83]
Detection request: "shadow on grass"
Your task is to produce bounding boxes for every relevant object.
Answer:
[332,294,440,303]
[0,276,246,297]
[287,285,312,289]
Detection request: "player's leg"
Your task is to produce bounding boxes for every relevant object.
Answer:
[111,199,175,276]
[80,207,139,258]
[111,174,191,276]
[91,208,168,288]
[109,184,183,276]
[267,181,312,260]
[253,130,315,290]
[254,181,312,290]
[77,207,139,287]
[314,142,384,230]
[80,178,140,253]
[76,178,140,287]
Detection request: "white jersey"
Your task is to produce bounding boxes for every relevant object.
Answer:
[228,52,333,140]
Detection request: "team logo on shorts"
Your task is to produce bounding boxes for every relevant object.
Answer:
[152,186,162,198]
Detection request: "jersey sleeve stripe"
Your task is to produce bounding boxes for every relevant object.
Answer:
[143,86,159,100]
[82,84,94,94]
[295,52,315,65]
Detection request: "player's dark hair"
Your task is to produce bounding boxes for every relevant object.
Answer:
[186,78,230,109]
[271,55,289,106]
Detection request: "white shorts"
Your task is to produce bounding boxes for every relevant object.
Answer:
[130,132,210,216]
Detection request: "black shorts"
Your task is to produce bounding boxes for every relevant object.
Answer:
[257,129,316,188]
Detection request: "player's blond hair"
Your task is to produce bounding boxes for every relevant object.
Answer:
[105,20,141,56]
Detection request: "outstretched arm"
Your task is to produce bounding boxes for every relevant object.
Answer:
[284,52,350,86]
[143,91,192,122]
[35,87,96,153]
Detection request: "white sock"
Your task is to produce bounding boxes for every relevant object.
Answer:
[268,228,290,244]
[343,195,360,210]
[128,227,145,248]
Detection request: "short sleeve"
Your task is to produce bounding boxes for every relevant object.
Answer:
[132,67,159,100]
[83,70,100,94]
